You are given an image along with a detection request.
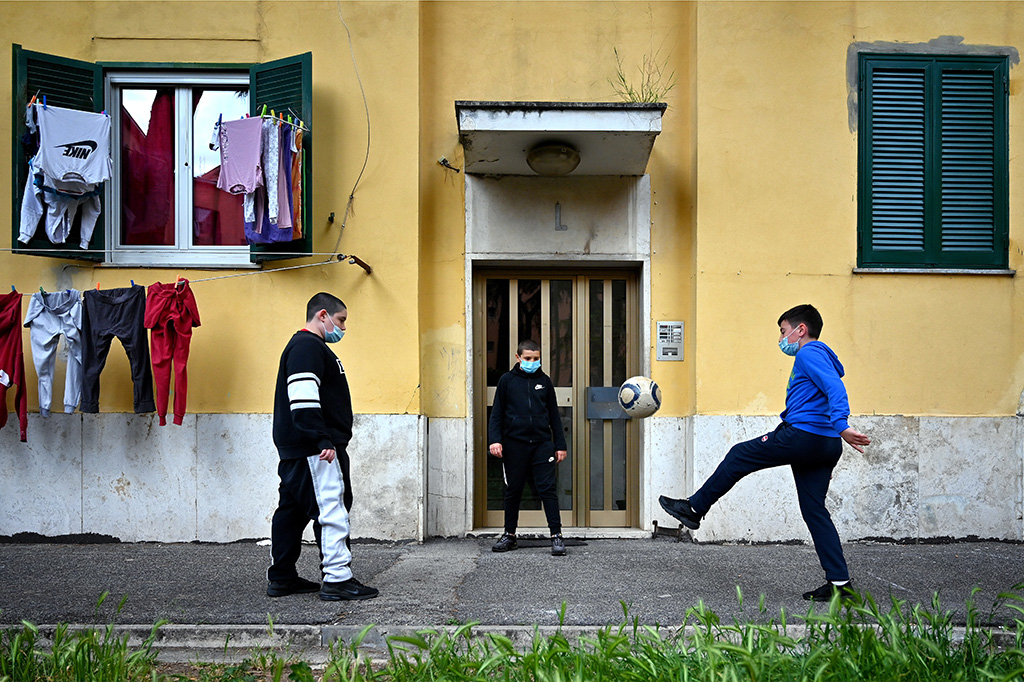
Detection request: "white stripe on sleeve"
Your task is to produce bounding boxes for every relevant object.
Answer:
[287,377,321,404]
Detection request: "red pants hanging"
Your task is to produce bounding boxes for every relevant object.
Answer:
[0,291,28,441]
[144,280,201,426]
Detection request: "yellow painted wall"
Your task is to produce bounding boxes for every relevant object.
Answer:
[0,1,422,416]
[4,0,1020,425]
[417,1,697,418]
[695,1,1024,417]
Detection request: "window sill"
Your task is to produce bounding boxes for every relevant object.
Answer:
[97,261,260,270]
[853,267,1015,276]
[105,248,257,269]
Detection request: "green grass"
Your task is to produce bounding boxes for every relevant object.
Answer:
[3,585,1024,681]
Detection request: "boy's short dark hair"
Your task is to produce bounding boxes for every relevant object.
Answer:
[517,339,540,355]
[306,292,347,321]
[778,304,823,338]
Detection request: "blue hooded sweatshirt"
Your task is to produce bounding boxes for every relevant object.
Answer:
[780,340,851,438]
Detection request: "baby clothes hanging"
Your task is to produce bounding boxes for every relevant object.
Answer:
[0,291,28,442]
[290,126,303,239]
[214,117,264,196]
[80,285,156,415]
[214,113,306,246]
[23,289,83,416]
[144,280,201,426]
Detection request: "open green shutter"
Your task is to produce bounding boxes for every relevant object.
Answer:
[937,62,1006,267]
[11,44,105,261]
[249,52,312,262]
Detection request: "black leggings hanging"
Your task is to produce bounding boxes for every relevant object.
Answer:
[80,285,155,414]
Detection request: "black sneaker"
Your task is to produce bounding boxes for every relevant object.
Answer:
[319,577,379,601]
[266,576,320,597]
[659,495,701,530]
[492,532,518,552]
[551,534,566,556]
[802,582,857,602]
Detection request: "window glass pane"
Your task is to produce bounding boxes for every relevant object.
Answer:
[589,420,604,510]
[517,279,541,351]
[486,279,510,386]
[611,418,627,510]
[589,279,604,387]
[548,279,572,387]
[193,88,248,246]
[120,88,175,245]
[557,407,573,510]
[612,279,627,386]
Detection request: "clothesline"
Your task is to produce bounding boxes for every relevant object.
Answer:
[7,252,372,297]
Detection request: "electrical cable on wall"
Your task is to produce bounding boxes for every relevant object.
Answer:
[330,1,372,258]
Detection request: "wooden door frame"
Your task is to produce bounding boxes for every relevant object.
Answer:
[471,267,640,529]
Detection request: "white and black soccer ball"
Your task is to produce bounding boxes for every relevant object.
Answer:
[617,376,662,418]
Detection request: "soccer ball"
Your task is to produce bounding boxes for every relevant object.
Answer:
[617,376,662,418]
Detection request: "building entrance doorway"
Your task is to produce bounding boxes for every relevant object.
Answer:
[473,270,640,529]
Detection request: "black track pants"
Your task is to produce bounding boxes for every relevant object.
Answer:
[502,439,561,535]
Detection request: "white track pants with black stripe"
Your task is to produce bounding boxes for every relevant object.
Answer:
[269,455,352,584]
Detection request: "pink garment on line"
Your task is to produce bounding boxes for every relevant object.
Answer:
[216,117,264,195]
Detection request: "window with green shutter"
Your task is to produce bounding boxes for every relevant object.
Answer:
[858,54,1008,269]
[11,45,313,266]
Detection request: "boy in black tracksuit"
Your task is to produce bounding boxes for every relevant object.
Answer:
[267,292,378,601]
[488,339,568,556]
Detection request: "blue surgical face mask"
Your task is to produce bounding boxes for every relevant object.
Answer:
[778,327,800,356]
[321,316,345,344]
[519,359,541,373]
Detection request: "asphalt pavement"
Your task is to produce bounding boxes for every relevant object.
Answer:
[1,535,1021,661]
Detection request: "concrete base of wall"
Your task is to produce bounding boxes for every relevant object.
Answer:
[2,413,1020,543]
[0,413,425,543]
[655,415,1024,543]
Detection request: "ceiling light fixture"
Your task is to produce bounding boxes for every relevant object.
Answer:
[526,142,581,176]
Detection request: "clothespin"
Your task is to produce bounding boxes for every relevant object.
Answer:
[130,280,135,287]
[11,285,16,293]
[39,286,45,295]
[260,104,267,116]
[95,282,100,291]
[287,114,293,125]
[217,112,223,127]
[42,95,46,110]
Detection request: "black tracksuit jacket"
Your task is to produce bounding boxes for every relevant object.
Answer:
[273,330,353,459]
[487,363,567,450]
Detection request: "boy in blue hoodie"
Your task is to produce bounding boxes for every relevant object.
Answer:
[659,304,870,601]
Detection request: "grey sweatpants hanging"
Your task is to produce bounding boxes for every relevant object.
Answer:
[23,289,83,415]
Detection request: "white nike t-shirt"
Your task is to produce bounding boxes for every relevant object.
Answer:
[34,103,112,185]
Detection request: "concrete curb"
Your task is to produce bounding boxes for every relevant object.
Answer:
[28,622,1023,664]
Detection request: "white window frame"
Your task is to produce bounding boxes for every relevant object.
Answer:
[105,70,253,268]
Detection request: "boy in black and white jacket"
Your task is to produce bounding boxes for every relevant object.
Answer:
[267,292,378,601]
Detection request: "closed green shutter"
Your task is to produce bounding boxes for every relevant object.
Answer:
[249,52,312,262]
[858,55,1007,269]
[11,45,105,260]
[937,64,1006,265]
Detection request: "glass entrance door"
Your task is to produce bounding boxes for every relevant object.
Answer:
[473,271,639,528]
